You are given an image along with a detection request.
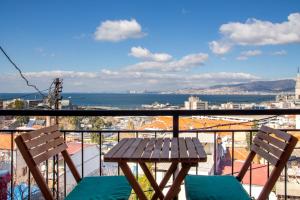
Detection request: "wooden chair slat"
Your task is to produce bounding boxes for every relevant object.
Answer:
[104,138,128,159]
[179,138,188,159]
[237,126,298,198]
[160,138,170,159]
[33,143,68,165]
[251,144,278,166]
[30,137,65,157]
[26,131,62,149]
[185,137,198,160]
[122,138,142,158]
[256,131,286,150]
[151,138,163,160]
[260,125,291,142]
[171,138,178,159]
[192,138,207,160]
[21,125,58,141]
[15,125,84,200]
[15,136,55,200]
[253,137,283,158]
[256,135,298,200]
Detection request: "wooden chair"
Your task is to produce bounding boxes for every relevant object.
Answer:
[185,125,298,200]
[15,125,132,200]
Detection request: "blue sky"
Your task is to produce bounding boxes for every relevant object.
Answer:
[0,0,300,92]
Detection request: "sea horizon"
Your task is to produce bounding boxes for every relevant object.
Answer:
[0,93,276,109]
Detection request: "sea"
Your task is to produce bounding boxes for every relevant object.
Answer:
[0,93,276,109]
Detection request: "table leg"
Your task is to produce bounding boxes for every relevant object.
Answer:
[119,162,148,200]
[139,162,164,200]
[164,164,191,200]
[151,162,178,200]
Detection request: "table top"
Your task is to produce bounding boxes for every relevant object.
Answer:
[104,137,207,163]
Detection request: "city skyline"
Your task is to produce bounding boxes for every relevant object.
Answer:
[1,0,300,92]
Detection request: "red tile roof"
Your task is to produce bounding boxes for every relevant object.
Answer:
[0,134,12,150]
[66,142,93,155]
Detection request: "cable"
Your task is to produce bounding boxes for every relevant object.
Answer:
[0,45,46,98]
[223,156,300,176]
[192,115,279,130]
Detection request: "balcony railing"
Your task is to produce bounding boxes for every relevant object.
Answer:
[0,109,300,200]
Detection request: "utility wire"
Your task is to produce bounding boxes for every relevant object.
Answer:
[0,45,46,98]
[191,115,279,130]
[223,156,300,176]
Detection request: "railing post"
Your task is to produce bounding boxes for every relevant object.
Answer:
[63,131,66,198]
[173,114,179,138]
[99,132,102,176]
[10,131,14,200]
[249,131,252,198]
[81,131,84,177]
[231,131,234,175]
[213,132,217,175]
[172,114,179,200]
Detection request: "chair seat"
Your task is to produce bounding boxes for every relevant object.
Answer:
[185,175,251,200]
[65,176,131,200]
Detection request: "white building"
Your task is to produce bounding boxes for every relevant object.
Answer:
[295,71,300,129]
[295,71,300,100]
[221,102,242,109]
[184,96,208,110]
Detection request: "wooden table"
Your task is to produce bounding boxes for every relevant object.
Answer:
[104,137,207,200]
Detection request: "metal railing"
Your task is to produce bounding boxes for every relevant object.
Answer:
[1,109,300,199]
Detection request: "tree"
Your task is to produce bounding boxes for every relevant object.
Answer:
[246,121,259,150]
[7,99,25,109]
[16,116,29,125]
[67,116,83,129]
[14,99,25,109]
[8,100,29,125]
[90,117,109,144]
[130,163,154,199]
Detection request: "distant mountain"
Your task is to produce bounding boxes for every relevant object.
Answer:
[209,79,295,92]
[172,79,295,94]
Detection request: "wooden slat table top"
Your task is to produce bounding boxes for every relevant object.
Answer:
[104,137,207,163]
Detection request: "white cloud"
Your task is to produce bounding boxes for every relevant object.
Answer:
[219,13,300,46]
[236,56,248,61]
[241,50,262,56]
[0,70,259,92]
[209,41,232,55]
[98,70,259,89]
[101,69,119,75]
[127,53,208,72]
[236,50,262,60]
[271,50,287,56]
[94,19,146,42]
[210,13,300,54]
[24,70,98,78]
[129,46,172,62]
[190,72,259,81]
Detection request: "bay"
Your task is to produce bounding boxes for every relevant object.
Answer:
[0,93,275,109]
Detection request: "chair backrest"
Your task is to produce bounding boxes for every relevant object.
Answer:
[15,125,81,200]
[237,125,298,200]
